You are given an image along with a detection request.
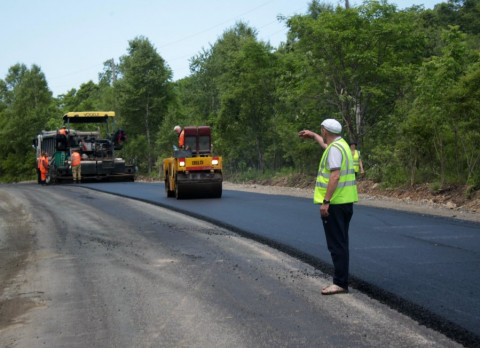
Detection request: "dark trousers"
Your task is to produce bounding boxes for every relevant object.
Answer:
[321,203,353,289]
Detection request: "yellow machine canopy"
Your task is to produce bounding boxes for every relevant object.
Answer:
[63,111,115,124]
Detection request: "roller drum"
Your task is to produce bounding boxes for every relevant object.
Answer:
[175,180,222,199]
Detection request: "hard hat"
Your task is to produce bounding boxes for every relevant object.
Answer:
[173,125,181,132]
[321,119,342,134]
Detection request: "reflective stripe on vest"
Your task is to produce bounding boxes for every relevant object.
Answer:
[313,138,358,204]
[352,150,360,173]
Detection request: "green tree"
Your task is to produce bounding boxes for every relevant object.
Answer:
[57,81,104,114]
[216,35,278,172]
[187,48,223,125]
[287,0,426,145]
[433,0,480,36]
[0,64,56,182]
[116,36,174,173]
[410,26,476,185]
[187,23,258,124]
[97,59,118,113]
[444,54,480,186]
[181,23,265,171]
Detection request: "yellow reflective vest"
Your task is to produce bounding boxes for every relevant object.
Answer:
[352,149,360,173]
[314,138,358,204]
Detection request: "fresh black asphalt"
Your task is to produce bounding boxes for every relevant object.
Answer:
[81,182,480,346]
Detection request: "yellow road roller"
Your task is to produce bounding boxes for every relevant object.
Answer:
[163,126,222,199]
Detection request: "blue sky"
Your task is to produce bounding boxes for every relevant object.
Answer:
[1,0,443,97]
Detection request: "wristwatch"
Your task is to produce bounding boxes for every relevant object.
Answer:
[323,199,330,204]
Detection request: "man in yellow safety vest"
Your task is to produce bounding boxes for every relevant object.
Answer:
[298,119,358,295]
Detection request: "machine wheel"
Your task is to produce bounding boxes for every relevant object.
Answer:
[46,167,57,185]
[211,183,222,198]
[46,172,56,185]
[165,179,175,197]
[175,181,184,200]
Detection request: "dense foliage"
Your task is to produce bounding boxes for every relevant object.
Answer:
[1,0,479,191]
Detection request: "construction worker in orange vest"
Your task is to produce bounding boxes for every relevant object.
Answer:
[71,150,82,183]
[174,125,184,149]
[38,151,49,185]
[58,126,68,135]
[57,126,69,149]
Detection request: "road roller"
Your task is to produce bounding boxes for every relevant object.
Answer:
[163,126,222,199]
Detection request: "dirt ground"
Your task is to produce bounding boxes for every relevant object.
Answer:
[221,175,480,223]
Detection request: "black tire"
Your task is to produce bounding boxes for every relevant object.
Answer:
[175,182,183,199]
[214,184,222,198]
[165,179,175,197]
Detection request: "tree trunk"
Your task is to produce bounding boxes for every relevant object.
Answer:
[145,98,152,174]
[256,136,265,173]
[454,125,460,181]
[410,150,417,188]
[433,129,445,187]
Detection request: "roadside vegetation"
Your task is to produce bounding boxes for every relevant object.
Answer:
[1,0,479,198]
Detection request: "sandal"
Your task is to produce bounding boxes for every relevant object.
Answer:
[321,284,348,295]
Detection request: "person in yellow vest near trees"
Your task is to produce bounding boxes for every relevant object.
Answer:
[298,119,358,295]
[349,141,364,178]
[71,150,82,183]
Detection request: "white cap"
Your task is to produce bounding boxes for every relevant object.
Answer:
[321,119,342,134]
[173,125,181,132]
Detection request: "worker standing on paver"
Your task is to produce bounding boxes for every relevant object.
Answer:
[59,126,68,135]
[298,119,358,295]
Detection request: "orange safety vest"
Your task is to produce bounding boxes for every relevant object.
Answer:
[59,128,67,135]
[38,156,49,174]
[39,156,48,181]
[71,152,81,166]
[179,129,185,148]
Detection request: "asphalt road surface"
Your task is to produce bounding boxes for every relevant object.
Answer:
[0,183,465,347]
[79,181,480,347]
